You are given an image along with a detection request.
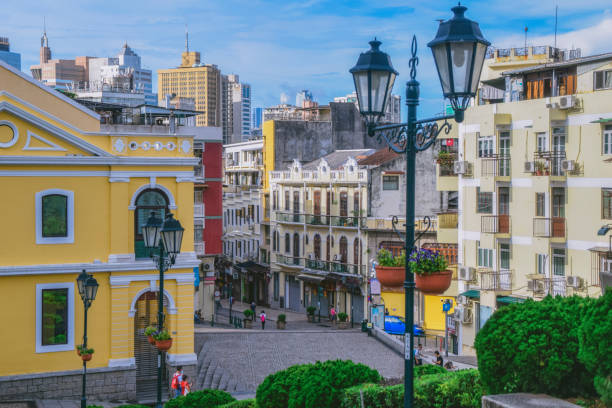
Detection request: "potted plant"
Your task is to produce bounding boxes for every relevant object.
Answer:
[243,309,254,329]
[435,151,455,165]
[153,329,173,352]
[375,248,405,287]
[277,314,287,329]
[409,248,452,294]
[535,161,545,176]
[337,312,349,329]
[77,345,94,361]
[144,326,157,345]
[306,306,316,323]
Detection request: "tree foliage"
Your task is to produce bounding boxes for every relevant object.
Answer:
[474,295,596,397]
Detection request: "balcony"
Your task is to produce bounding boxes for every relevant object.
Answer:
[305,214,330,226]
[479,269,513,291]
[194,242,205,256]
[438,213,458,229]
[329,215,365,228]
[533,217,566,239]
[481,215,510,234]
[276,254,303,267]
[304,258,362,276]
[276,212,304,223]
[531,151,566,177]
[480,156,511,178]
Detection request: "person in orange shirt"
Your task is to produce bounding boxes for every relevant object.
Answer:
[181,374,192,396]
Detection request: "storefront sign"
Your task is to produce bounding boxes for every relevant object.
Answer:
[370,278,381,295]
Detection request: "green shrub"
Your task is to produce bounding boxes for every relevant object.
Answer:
[243,309,254,319]
[414,364,446,376]
[256,360,380,408]
[594,376,612,407]
[87,405,104,408]
[219,399,257,408]
[376,248,405,267]
[115,405,150,408]
[579,290,612,379]
[340,369,483,408]
[164,389,236,408]
[337,312,348,322]
[474,295,596,398]
[306,306,316,315]
[277,314,286,323]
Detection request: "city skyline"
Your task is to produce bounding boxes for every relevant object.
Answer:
[4,0,612,117]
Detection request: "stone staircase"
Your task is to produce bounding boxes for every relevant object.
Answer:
[196,337,248,393]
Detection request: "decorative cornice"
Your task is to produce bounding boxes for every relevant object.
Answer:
[166,353,198,366]
[108,358,136,369]
[0,259,200,276]
[0,155,199,167]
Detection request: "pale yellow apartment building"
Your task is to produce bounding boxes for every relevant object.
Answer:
[448,46,612,354]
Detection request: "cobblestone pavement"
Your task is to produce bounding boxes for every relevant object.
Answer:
[194,330,405,394]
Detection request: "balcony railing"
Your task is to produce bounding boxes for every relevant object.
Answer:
[533,151,566,176]
[439,162,455,177]
[304,258,362,275]
[329,215,365,228]
[276,212,304,223]
[438,212,458,229]
[481,215,510,234]
[533,217,566,238]
[480,156,510,177]
[305,214,331,226]
[479,269,513,291]
[276,254,303,267]
[276,213,366,228]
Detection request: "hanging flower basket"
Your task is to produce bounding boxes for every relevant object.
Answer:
[415,270,453,294]
[375,265,405,287]
[77,345,94,359]
[81,353,92,362]
[144,326,157,344]
[153,329,173,351]
[410,248,451,295]
[148,335,156,345]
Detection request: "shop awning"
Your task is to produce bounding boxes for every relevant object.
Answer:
[297,273,326,283]
[497,296,526,304]
[460,290,480,299]
[590,118,612,124]
[236,261,269,275]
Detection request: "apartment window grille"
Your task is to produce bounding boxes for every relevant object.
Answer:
[477,188,493,214]
[382,175,399,190]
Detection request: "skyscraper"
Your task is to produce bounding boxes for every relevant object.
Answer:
[0,37,21,70]
[157,33,221,127]
[252,107,263,130]
[295,89,313,107]
[221,74,251,144]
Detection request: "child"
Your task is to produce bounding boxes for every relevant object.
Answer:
[180,374,192,396]
[260,310,266,330]
[171,366,183,398]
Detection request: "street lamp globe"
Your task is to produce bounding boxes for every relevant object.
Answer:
[77,270,90,301]
[427,4,490,122]
[84,276,99,304]
[350,39,398,128]
[161,213,184,259]
[142,211,163,249]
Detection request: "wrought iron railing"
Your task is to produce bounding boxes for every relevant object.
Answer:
[276,254,303,267]
[481,215,510,234]
[479,269,513,291]
[480,156,510,177]
[533,151,566,176]
[533,217,566,238]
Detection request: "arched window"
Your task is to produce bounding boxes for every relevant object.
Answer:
[314,234,321,259]
[293,191,300,222]
[285,190,290,211]
[353,237,361,266]
[326,235,331,261]
[272,231,277,251]
[354,192,360,216]
[340,192,348,217]
[285,233,290,253]
[135,189,169,258]
[339,236,348,264]
[293,233,300,258]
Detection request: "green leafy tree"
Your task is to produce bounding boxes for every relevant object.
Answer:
[474,295,596,397]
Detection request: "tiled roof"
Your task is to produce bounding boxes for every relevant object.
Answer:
[502,52,612,76]
[302,149,374,170]
[357,148,400,166]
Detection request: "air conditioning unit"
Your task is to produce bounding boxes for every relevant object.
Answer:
[454,161,468,175]
[545,102,560,109]
[524,161,536,173]
[528,279,545,294]
[562,160,575,171]
[566,276,583,288]
[453,307,463,321]
[458,266,476,282]
[558,95,577,109]
[457,295,468,305]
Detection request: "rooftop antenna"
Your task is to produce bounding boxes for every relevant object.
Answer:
[185,24,189,53]
[554,5,558,50]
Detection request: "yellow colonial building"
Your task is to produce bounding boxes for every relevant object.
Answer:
[449,48,611,355]
[0,60,199,401]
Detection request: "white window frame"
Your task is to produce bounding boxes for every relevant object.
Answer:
[36,282,75,353]
[382,175,399,191]
[35,189,75,244]
[477,242,493,268]
[536,253,547,275]
[536,132,548,153]
[603,125,612,155]
[478,135,494,158]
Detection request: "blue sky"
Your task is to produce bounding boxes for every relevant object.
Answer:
[5,0,612,118]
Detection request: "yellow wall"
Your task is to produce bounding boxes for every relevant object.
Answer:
[262,120,275,193]
[423,295,455,331]
[381,291,404,317]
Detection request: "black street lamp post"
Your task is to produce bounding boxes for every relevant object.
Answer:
[350,5,488,408]
[142,212,185,408]
[77,270,99,408]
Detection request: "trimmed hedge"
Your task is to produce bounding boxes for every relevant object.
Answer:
[219,399,257,408]
[115,406,150,408]
[474,295,596,398]
[164,389,236,408]
[414,364,446,376]
[255,360,381,408]
[340,369,483,408]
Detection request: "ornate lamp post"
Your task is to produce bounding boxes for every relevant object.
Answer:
[142,212,185,408]
[350,5,488,408]
[77,270,99,408]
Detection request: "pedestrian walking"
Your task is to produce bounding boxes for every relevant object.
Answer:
[180,374,192,395]
[330,306,337,325]
[250,301,256,317]
[260,310,266,330]
[214,290,221,311]
[434,350,444,367]
[171,366,183,398]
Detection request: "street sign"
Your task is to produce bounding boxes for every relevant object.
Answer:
[442,299,453,312]
[370,278,381,295]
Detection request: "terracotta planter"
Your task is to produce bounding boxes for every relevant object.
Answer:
[337,321,349,329]
[155,338,173,352]
[81,354,92,362]
[415,270,453,294]
[276,321,286,330]
[375,265,405,287]
[76,349,81,356]
[307,314,315,323]
[244,319,253,329]
[147,335,156,345]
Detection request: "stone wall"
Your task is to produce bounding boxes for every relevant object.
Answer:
[0,366,136,402]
